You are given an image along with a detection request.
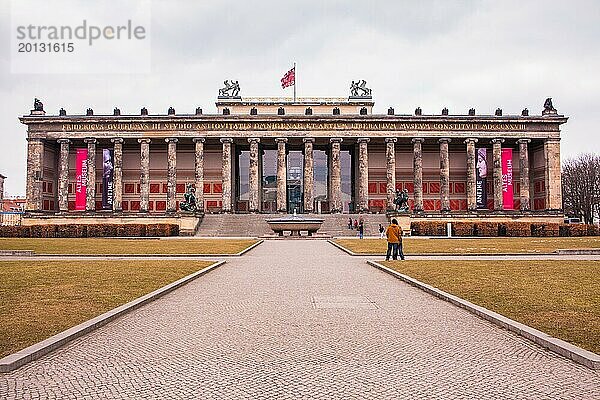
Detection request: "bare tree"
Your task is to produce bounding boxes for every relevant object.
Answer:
[562,153,600,224]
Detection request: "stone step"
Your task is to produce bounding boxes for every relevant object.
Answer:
[195,213,391,237]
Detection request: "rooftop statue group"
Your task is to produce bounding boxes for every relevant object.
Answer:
[543,97,556,113]
[350,80,372,97]
[219,80,241,97]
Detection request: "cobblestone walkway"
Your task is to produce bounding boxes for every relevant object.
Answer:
[1,241,599,399]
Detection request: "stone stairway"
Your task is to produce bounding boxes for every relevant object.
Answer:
[195,213,390,237]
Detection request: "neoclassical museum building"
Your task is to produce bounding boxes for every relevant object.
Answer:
[20,85,566,232]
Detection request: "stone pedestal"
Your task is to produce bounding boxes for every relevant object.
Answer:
[193,138,205,213]
[544,138,562,210]
[276,138,288,212]
[303,138,315,213]
[138,138,151,213]
[111,138,123,212]
[221,138,233,213]
[412,138,424,212]
[329,138,343,213]
[385,138,397,211]
[166,138,178,213]
[439,138,451,212]
[57,139,70,212]
[517,139,531,211]
[465,138,478,211]
[357,138,370,212]
[84,138,97,211]
[492,138,504,210]
[248,138,260,212]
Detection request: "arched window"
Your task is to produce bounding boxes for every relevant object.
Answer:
[333,107,340,115]
[223,108,230,115]
[359,107,367,115]
[278,107,285,115]
[250,107,257,115]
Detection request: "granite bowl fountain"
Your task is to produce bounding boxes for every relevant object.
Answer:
[266,210,324,237]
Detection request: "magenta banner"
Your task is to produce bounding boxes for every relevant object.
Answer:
[75,148,88,211]
[501,148,514,210]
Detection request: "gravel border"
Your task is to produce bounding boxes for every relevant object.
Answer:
[0,260,226,373]
[367,260,600,370]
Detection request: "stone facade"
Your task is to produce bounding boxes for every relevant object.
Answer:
[19,96,567,220]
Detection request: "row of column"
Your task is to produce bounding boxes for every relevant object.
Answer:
[51,137,204,213]
[27,136,561,213]
[389,137,535,212]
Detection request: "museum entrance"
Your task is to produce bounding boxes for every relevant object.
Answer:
[287,150,303,213]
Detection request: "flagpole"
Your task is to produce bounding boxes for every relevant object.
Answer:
[293,62,296,102]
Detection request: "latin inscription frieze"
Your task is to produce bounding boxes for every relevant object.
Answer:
[44,120,559,133]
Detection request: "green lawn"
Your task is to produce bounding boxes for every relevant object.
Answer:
[335,237,600,255]
[0,238,258,255]
[0,260,214,358]
[381,260,600,354]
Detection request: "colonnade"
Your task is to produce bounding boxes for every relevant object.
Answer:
[25,135,561,213]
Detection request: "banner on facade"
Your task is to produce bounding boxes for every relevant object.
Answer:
[75,148,88,210]
[102,149,114,210]
[502,148,514,210]
[476,148,487,208]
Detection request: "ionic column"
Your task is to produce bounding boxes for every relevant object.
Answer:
[491,138,504,211]
[275,138,288,212]
[57,139,70,212]
[439,138,451,212]
[517,139,531,211]
[84,138,97,211]
[138,138,151,212]
[357,138,370,213]
[385,138,397,210]
[166,138,178,212]
[412,138,424,212]
[544,138,562,210]
[329,138,343,213]
[248,138,261,212]
[221,138,233,213]
[111,138,123,212]
[193,138,205,213]
[465,138,478,211]
[303,138,315,213]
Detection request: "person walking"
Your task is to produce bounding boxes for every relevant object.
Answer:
[358,221,364,239]
[385,218,405,261]
[378,223,385,239]
[348,217,353,230]
[353,219,358,230]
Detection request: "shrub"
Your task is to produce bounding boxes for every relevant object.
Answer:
[411,221,447,236]
[452,222,476,236]
[531,223,560,237]
[0,224,179,238]
[475,222,499,237]
[504,222,531,237]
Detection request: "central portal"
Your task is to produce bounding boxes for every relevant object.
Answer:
[287,151,303,213]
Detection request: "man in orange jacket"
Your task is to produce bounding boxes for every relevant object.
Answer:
[385,218,405,261]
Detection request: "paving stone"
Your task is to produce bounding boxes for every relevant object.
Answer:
[0,240,599,399]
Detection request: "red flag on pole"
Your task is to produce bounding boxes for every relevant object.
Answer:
[281,67,295,88]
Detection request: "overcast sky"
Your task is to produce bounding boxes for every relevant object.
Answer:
[1,0,599,196]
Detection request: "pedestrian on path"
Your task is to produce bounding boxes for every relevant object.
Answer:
[378,223,385,239]
[358,221,364,239]
[353,219,358,230]
[385,218,405,261]
[348,217,353,229]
